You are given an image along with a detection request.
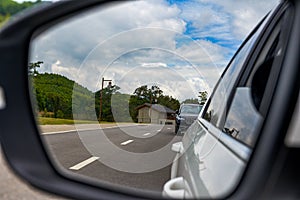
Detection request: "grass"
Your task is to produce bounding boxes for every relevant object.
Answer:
[38,117,100,125]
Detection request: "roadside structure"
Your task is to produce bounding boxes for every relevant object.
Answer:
[136,103,176,124]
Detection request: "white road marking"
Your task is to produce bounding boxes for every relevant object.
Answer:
[167,128,172,130]
[121,139,134,146]
[42,124,139,135]
[43,130,79,135]
[143,133,151,136]
[157,129,161,132]
[69,156,99,170]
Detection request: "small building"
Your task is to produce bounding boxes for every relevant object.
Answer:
[136,103,176,124]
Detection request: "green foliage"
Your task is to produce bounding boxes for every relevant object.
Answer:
[0,0,42,28]
[0,14,9,27]
[158,95,180,111]
[32,73,93,120]
[38,117,98,125]
[29,61,43,76]
[95,85,123,122]
[32,73,180,123]
[129,85,180,122]
[0,0,41,16]
[111,93,132,122]
[198,91,208,105]
[182,98,199,104]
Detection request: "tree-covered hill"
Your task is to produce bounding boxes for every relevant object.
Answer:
[33,73,94,119]
[0,0,42,27]
[0,0,41,15]
[32,73,181,122]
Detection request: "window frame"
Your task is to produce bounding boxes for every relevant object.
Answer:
[221,4,294,147]
[201,11,272,128]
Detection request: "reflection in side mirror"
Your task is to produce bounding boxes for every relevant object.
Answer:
[27,0,275,198]
[171,142,183,153]
[224,87,263,148]
[29,1,215,195]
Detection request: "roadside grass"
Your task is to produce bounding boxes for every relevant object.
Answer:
[38,117,100,125]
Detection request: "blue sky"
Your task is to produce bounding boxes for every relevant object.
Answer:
[31,0,278,101]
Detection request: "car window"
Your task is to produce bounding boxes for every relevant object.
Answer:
[203,22,263,128]
[180,105,202,114]
[223,14,286,147]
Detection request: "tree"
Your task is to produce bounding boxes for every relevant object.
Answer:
[29,61,43,76]
[198,91,208,105]
[158,95,180,111]
[149,85,163,103]
[129,85,180,122]
[33,73,94,120]
[95,84,121,122]
[182,98,199,104]
[132,85,163,103]
[0,0,42,29]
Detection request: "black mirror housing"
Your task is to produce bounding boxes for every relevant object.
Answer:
[0,1,158,199]
[0,1,299,200]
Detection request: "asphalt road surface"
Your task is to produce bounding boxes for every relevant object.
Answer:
[42,124,182,194]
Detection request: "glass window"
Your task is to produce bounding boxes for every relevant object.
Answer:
[223,18,284,147]
[223,88,263,147]
[203,26,260,128]
[180,104,202,115]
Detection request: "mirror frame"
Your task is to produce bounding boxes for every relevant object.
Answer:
[0,1,156,199]
[0,0,299,199]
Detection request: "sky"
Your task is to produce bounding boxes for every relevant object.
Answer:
[30,0,278,102]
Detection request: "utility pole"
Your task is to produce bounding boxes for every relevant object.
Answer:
[99,77,112,122]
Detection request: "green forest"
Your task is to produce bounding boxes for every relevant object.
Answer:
[0,0,42,27]
[31,73,181,123]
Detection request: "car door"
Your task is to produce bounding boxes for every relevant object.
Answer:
[164,2,293,199]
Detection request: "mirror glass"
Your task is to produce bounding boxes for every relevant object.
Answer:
[29,0,277,198]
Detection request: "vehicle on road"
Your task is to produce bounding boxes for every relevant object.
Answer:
[0,1,299,200]
[175,104,202,134]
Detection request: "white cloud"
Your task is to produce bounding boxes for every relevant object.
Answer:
[142,63,168,68]
[196,0,279,40]
[31,0,278,102]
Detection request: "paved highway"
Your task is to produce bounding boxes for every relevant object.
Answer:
[42,124,182,193]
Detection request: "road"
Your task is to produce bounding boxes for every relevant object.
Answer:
[42,124,182,194]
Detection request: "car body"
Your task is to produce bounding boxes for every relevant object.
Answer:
[164,1,300,199]
[0,0,299,200]
[175,104,202,134]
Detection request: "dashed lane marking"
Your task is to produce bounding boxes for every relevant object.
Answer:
[120,139,134,146]
[69,156,99,170]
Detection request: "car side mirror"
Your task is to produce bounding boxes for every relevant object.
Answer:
[0,1,213,199]
[0,1,299,200]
